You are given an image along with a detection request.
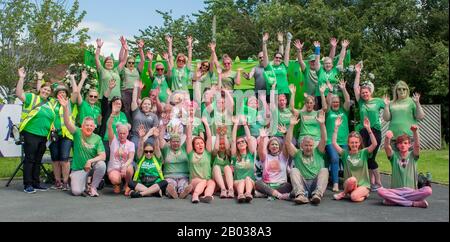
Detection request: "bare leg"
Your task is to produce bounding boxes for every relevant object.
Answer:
[52,162,62,185]
[224,166,234,197]
[350,186,370,202]
[136,183,161,197]
[61,162,70,184]
[191,178,206,202]
[213,165,226,190]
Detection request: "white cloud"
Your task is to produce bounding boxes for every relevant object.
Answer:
[78,21,132,59]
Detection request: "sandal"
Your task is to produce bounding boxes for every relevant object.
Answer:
[244,193,253,203]
[113,184,121,194]
[220,189,227,198]
[227,189,235,198]
[237,194,246,203]
[124,186,131,196]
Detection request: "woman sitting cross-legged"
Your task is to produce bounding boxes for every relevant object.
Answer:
[129,126,178,198]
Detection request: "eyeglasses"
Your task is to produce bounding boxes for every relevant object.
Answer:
[156,68,164,71]
[144,150,154,154]
[275,56,282,59]
[397,88,407,91]
[128,62,135,64]
[202,64,209,68]
[89,95,98,98]
[223,62,231,65]
[177,59,186,63]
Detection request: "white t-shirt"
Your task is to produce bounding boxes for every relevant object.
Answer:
[108,137,135,172]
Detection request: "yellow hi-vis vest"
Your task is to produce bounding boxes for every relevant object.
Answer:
[56,101,78,141]
[19,93,42,123]
[133,156,164,182]
[19,94,56,139]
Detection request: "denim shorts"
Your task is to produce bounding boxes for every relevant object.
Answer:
[49,137,73,161]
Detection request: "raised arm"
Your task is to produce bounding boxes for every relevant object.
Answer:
[16,67,26,102]
[411,125,420,157]
[69,74,79,104]
[118,39,128,70]
[262,33,269,68]
[146,51,154,79]
[329,37,337,60]
[35,71,44,92]
[340,80,351,111]
[137,39,145,72]
[294,39,306,71]
[332,116,345,155]
[289,84,298,112]
[131,81,139,111]
[277,32,284,56]
[363,117,378,153]
[382,94,391,121]
[285,115,299,157]
[209,42,221,72]
[241,116,255,154]
[118,36,126,69]
[284,32,292,67]
[103,79,116,99]
[313,41,321,71]
[58,94,76,134]
[185,118,193,154]
[137,125,147,158]
[257,128,268,162]
[107,113,115,144]
[412,93,425,120]
[202,117,212,152]
[95,38,103,70]
[166,35,174,72]
[316,110,327,153]
[230,116,239,156]
[337,39,349,70]
[187,36,193,69]
[384,130,394,158]
[319,84,328,112]
[354,62,362,102]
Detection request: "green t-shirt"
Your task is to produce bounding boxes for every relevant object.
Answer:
[120,67,140,90]
[341,149,371,188]
[135,156,163,186]
[78,100,101,126]
[298,110,321,141]
[71,128,105,171]
[293,148,325,180]
[271,63,289,95]
[98,65,121,100]
[53,101,75,137]
[388,98,417,138]
[326,108,349,145]
[22,93,56,137]
[212,152,230,173]
[389,151,418,189]
[303,63,318,96]
[231,153,255,181]
[263,65,277,91]
[357,98,385,131]
[221,71,237,90]
[199,72,217,92]
[103,112,128,141]
[237,106,262,137]
[161,144,189,178]
[191,117,205,137]
[317,66,340,96]
[170,67,191,91]
[271,108,292,137]
[188,151,212,180]
[151,74,170,103]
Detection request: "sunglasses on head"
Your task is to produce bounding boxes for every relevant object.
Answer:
[89,95,98,98]
[144,150,154,154]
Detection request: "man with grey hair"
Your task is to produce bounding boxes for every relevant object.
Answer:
[285,111,329,205]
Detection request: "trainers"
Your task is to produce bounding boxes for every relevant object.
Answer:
[200,195,213,203]
[332,183,339,192]
[311,194,321,205]
[179,184,193,199]
[294,195,309,204]
[244,193,253,203]
[166,184,179,199]
[130,190,142,198]
[89,187,99,197]
[62,183,70,191]
[23,186,36,194]
[412,200,429,208]
[370,184,382,192]
[333,192,346,200]
[51,182,63,190]
[32,184,49,191]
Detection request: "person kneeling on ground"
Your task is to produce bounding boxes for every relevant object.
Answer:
[285,112,329,205]
[377,126,432,208]
[59,94,106,197]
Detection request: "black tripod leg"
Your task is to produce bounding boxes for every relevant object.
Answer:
[6,159,24,187]
[40,163,54,183]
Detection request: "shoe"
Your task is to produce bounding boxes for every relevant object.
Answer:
[370,184,382,192]
[166,184,179,199]
[192,197,199,203]
[332,183,339,192]
[294,195,309,204]
[333,192,346,200]
[32,184,49,191]
[179,184,193,199]
[412,200,429,208]
[89,187,99,197]
[227,189,235,198]
[51,182,63,190]
[311,194,321,205]
[97,179,105,190]
[200,195,213,203]
[220,189,227,198]
[244,193,253,203]
[254,190,266,198]
[130,190,142,198]
[237,194,246,203]
[124,186,131,196]
[62,183,70,191]
[382,199,397,206]
[277,193,290,200]
[23,186,36,194]
[113,185,121,194]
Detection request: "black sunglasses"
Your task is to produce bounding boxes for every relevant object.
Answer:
[144,150,154,154]
[89,95,98,98]
[128,62,135,64]
[156,68,164,71]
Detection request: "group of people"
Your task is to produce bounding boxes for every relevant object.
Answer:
[15,32,432,208]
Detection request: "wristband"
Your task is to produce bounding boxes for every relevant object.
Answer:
[314,46,320,55]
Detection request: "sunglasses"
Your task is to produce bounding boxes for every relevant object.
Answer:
[128,62,135,64]
[275,56,282,59]
[223,62,231,65]
[177,59,186,63]
[89,95,98,98]
[397,88,407,91]
[144,150,154,154]
[156,68,164,71]
[202,64,209,67]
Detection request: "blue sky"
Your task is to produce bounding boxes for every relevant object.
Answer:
[73,0,206,58]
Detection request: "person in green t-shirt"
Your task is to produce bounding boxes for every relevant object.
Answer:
[72,70,102,129]
[297,86,327,144]
[128,125,179,199]
[186,117,215,203]
[165,35,193,92]
[354,62,384,191]
[325,80,350,192]
[192,42,217,103]
[231,116,257,203]
[212,129,233,199]
[148,55,171,104]
[58,95,106,197]
[95,38,122,101]
[332,117,378,203]
[16,67,56,193]
[285,111,329,205]
[383,80,425,141]
[377,126,432,208]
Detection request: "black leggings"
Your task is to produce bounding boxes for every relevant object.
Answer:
[129,180,168,195]
[359,128,382,170]
[22,131,48,187]
[255,180,292,196]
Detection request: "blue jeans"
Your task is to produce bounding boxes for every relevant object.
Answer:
[326,144,348,184]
